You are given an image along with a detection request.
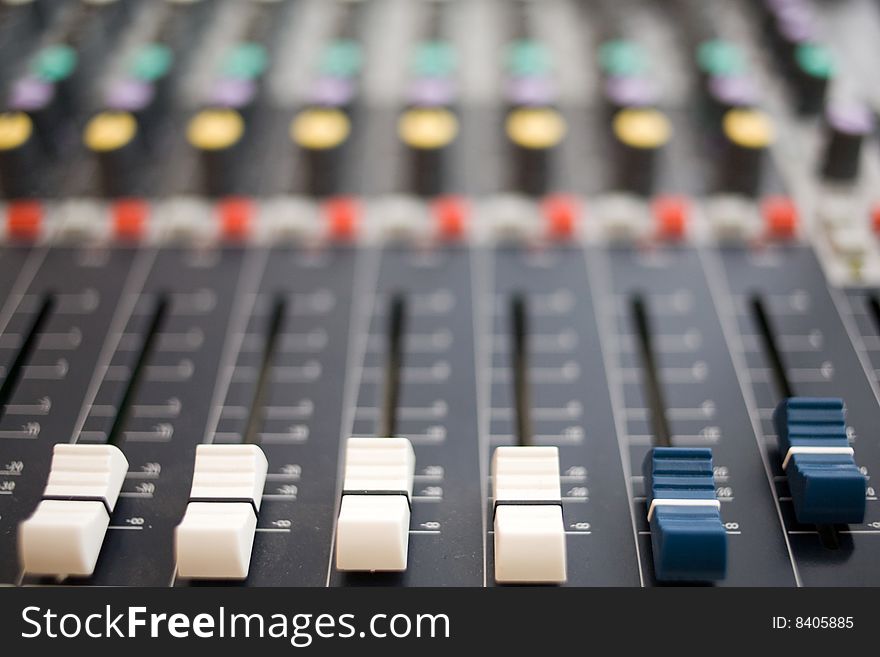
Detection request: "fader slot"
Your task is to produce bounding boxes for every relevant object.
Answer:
[15,293,133,579]
[749,295,866,546]
[333,246,483,585]
[715,241,880,584]
[188,247,361,585]
[749,296,794,400]
[17,293,169,580]
[751,298,842,548]
[243,297,287,446]
[106,295,168,446]
[628,294,727,582]
[0,247,142,584]
[509,294,531,447]
[163,294,277,579]
[335,294,415,572]
[174,295,283,580]
[629,295,672,448]
[380,294,406,439]
[491,294,566,584]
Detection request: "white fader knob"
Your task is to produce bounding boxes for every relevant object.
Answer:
[19,444,129,578]
[335,437,415,571]
[492,446,567,584]
[175,444,268,579]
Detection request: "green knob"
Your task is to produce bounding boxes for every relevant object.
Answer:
[131,43,173,81]
[506,40,552,76]
[32,45,77,82]
[599,39,647,77]
[697,40,747,76]
[319,40,363,77]
[413,40,456,77]
[222,42,268,79]
[796,43,835,79]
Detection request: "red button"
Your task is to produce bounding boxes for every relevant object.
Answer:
[112,199,148,241]
[542,195,579,240]
[324,196,359,241]
[652,195,689,240]
[762,196,798,239]
[871,204,880,235]
[433,196,467,240]
[7,201,42,241]
[218,197,253,241]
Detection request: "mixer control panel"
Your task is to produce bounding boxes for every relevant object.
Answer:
[0,0,879,591]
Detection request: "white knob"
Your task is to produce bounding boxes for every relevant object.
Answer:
[492,446,567,584]
[175,444,268,580]
[19,444,128,578]
[335,437,415,572]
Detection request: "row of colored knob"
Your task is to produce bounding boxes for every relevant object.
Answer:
[503,38,566,197]
[400,39,459,197]
[19,442,268,579]
[0,0,208,197]
[292,38,365,196]
[747,1,874,185]
[0,46,872,200]
[753,0,835,115]
[599,38,779,199]
[17,395,863,583]
[599,39,669,196]
[644,398,867,582]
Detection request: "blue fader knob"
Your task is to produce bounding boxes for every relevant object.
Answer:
[643,448,727,582]
[773,397,867,525]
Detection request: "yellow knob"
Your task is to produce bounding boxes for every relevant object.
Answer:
[290,108,351,150]
[505,107,567,149]
[612,108,672,150]
[722,108,774,149]
[398,107,459,150]
[83,111,138,152]
[187,109,244,150]
[0,112,33,151]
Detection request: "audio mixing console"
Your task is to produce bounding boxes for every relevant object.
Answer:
[0,0,879,589]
